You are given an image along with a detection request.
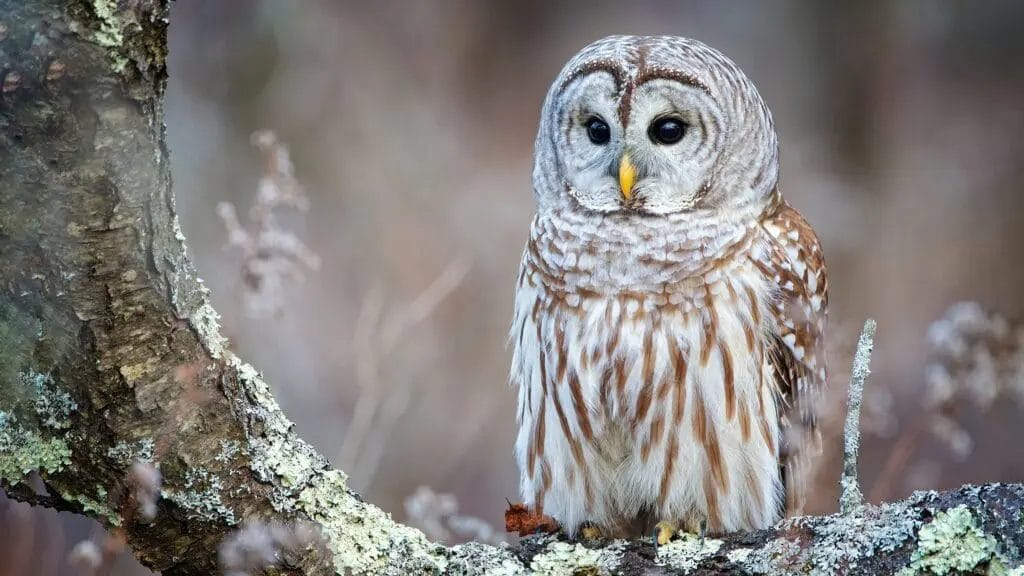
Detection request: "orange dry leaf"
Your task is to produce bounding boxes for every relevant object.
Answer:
[504,502,559,536]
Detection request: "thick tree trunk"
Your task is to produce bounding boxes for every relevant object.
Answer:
[0,1,1021,575]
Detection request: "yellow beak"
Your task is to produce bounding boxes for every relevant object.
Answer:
[619,153,636,200]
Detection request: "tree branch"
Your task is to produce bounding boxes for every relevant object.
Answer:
[840,319,876,515]
[0,1,1021,574]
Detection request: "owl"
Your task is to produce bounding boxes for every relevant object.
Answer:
[509,36,828,542]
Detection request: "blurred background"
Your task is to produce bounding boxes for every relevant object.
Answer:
[3,0,1024,573]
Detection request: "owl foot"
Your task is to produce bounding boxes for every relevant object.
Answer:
[579,523,603,540]
[653,520,679,547]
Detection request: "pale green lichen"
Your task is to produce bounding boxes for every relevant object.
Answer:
[446,542,528,576]
[250,431,316,489]
[805,500,920,574]
[839,474,865,516]
[215,439,241,463]
[66,486,120,526]
[106,438,155,466]
[727,547,753,564]
[741,535,804,575]
[735,501,920,576]
[0,365,76,484]
[162,468,237,525]
[295,469,447,575]
[172,215,187,244]
[898,505,1005,575]
[88,0,136,73]
[530,541,622,576]
[25,370,77,429]
[190,301,228,359]
[656,533,723,572]
[231,357,319,489]
[92,0,125,47]
[0,412,72,484]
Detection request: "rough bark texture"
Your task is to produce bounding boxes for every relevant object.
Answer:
[0,1,1022,575]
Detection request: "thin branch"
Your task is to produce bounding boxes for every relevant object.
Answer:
[840,318,877,515]
[379,258,471,349]
[338,258,470,487]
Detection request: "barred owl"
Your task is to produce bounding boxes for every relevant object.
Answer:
[510,36,828,540]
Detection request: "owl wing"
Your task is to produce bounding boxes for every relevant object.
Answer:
[755,198,829,515]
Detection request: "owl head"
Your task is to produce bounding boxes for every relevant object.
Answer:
[533,36,779,216]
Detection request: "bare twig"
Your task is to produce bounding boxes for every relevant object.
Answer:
[379,259,472,349]
[840,318,877,515]
[217,130,320,318]
[338,258,471,487]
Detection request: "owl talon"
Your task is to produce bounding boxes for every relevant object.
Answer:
[580,523,602,540]
[654,520,678,547]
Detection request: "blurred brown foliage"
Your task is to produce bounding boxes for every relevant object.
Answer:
[4,1,1024,574]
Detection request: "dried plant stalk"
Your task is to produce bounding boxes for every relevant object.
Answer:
[840,319,876,515]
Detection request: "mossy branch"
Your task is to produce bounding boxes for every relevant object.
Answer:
[0,1,1022,574]
[840,319,876,515]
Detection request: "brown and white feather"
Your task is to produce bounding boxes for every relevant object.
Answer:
[755,195,829,514]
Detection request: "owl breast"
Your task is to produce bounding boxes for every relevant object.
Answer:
[510,207,784,537]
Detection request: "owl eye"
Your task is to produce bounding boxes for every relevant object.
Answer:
[648,117,686,145]
[585,117,611,145]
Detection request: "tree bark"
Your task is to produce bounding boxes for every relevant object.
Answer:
[0,1,1022,575]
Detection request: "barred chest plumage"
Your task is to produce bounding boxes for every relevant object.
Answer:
[510,205,784,537]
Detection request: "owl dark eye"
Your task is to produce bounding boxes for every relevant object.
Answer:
[648,117,686,145]
[585,117,611,145]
